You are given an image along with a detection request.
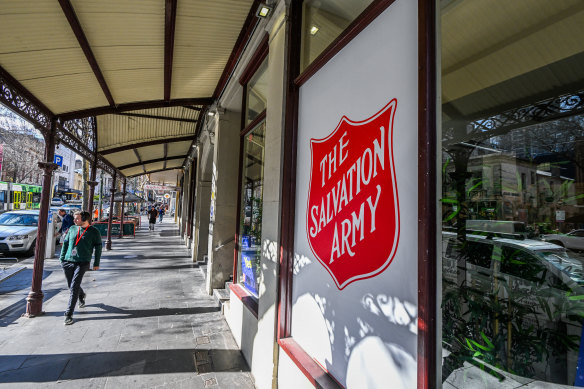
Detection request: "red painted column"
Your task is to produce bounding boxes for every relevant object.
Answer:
[105,172,117,250]
[119,179,126,239]
[25,120,57,317]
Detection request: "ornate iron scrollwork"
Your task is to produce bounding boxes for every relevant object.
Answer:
[0,71,51,132]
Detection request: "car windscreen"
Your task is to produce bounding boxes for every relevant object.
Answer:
[540,250,584,287]
[0,213,39,226]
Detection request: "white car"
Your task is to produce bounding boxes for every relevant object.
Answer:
[0,210,62,256]
[541,229,584,251]
[51,197,64,206]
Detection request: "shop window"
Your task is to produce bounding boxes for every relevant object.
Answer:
[440,1,584,386]
[237,121,266,297]
[300,0,373,71]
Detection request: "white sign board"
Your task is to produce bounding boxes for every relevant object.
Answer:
[144,184,177,191]
[291,1,418,387]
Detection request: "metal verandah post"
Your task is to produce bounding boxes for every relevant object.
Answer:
[25,119,58,317]
[87,154,98,217]
[105,172,117,250]
[119,179,126,239]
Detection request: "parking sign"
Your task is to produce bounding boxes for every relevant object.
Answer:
[54,154,63,167]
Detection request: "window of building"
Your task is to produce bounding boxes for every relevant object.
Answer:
[236,42,269,299]
[300,0,373,71]
[440,1,584,386]
[236,121,266,297]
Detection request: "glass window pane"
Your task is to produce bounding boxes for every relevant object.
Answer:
[301,0,373,71]
[440,1,584,386]
[237,121,266,296]
[246,59,268,125]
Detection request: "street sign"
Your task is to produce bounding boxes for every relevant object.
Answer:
[54,154,63,167]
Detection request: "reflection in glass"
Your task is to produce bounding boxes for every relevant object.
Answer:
[246,59,268,125]
[441,1,584,386]
[301,0,373,71]
[237,121,266,296]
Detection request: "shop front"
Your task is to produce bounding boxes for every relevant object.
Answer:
[197,0,584,387]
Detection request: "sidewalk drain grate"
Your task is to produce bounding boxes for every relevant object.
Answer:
[204,377,218,387]
[196,336,210,345]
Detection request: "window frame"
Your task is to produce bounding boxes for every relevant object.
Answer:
[231,35,269,318]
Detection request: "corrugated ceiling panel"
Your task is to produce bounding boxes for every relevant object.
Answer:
[104,151,138,167]
[149,169,181,185]
[25,74,110,113]
[133,106,200,121]
[172,0,253,99]
[0,1,110,113]
[137,145,165,161]
[165,159,183,169]
[167,141,191,157]
[97,113,196,151]
[122,166,145,177]
[104,69,164,103]
[71,0,164,104]
[144,161,165,172]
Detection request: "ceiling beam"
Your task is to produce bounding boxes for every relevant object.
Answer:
[183,105,208,168]
[133,149,145,174]
[163,143,169,169]
[58,98,214,121]
[164,0,178,101]
[58,0,115,107]
[120,155,186,171]
[182,105,202,112]
[100,135,196,155]
[116,112,198,123]
[127,167,183,178]
[213,0,261,99]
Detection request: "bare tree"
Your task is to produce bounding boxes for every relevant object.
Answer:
[0,107,45,184]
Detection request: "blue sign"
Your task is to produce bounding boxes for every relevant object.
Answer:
[54,154,63,167]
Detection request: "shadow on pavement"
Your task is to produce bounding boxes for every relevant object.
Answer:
[42,303,221,322]
[0,348,249,383]
[0,289,61,327]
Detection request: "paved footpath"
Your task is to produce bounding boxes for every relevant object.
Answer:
[0,217,255,389]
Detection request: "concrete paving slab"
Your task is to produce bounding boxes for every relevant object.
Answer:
[0,217,254,388]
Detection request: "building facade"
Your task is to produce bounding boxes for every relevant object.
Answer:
[175,1,584,388]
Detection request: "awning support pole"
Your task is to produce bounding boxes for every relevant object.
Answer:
[106,172,117,250]
[87,154,98,216]
[119,179,127,239]
[26,118,58,317]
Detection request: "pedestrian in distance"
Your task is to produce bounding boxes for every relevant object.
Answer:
[148,207,158,231]
[158,206,165,223]
[58,209,74,234]
[59,211,102,325]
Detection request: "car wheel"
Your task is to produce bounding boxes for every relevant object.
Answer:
[26,239,36,256]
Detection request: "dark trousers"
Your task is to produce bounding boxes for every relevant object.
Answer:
[62,261,90,316]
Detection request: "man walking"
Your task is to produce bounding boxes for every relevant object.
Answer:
[148,207,158,231]
[59,211,102,325]
[58,209,74,236]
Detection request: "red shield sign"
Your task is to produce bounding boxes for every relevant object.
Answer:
[306,100,400,289]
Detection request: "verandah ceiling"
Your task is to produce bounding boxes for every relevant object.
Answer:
[0,0,256,176]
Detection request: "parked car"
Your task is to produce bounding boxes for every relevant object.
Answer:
[442,231,584,383]
[51,197,64,206]
[541,229,584,252]
[0,210,62,256]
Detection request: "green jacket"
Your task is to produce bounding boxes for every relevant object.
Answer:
[59,225,103,267]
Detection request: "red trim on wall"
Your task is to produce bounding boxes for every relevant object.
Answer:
[278,338,342,389]
[277,0,302,342]
[229,283,258,319]
[239,34,269,86]
[417,0,437,388]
